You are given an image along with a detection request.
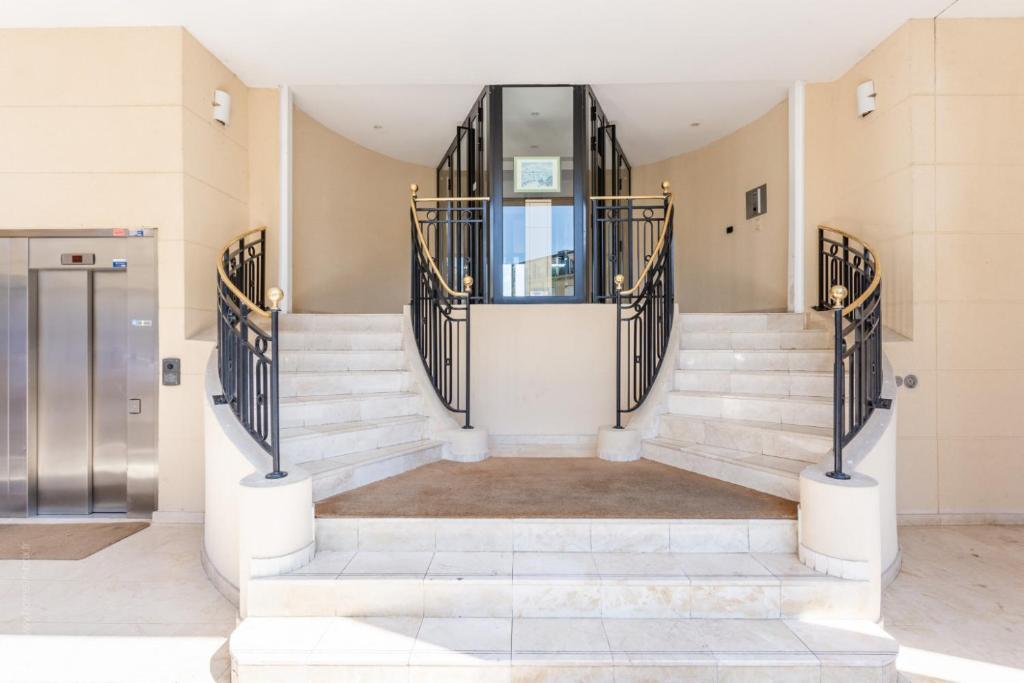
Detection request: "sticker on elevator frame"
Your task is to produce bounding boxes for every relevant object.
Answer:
[112,258,127,269]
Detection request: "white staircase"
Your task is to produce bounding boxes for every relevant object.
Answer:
[232,517,896,681]
[644,312,835,501]
[277,314,443,501]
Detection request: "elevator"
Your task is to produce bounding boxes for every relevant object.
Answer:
[0,229,158,517]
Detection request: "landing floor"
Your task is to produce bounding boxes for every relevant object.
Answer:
[314,456,798,519]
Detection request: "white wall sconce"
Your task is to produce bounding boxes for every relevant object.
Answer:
[213,89,232,125]
[856,80,876,117]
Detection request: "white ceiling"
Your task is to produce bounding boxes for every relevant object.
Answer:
[4,0,1018,165]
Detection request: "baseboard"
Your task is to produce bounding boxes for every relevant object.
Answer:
[899,513,1024,526]
[151,510,205,524]
[489,434,597,458]
[881,548,902,589]
[200,538,240,608]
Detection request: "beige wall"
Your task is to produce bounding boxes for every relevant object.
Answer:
[0,27,275,516]
[634,101,790,313]
[806,18,1024,516]
[292,109,433,314]
[470,304,616,439]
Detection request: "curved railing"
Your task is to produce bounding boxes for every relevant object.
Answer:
[817,225,887,480]
[216,228,286,479]
[409,184,487,428]
[594,181,675,428]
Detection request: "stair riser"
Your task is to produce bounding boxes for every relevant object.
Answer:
[312,446,443,502]
[644,442,800,501]
[280,372,412,398]
[279,332,403,351]
[279,351,406,372]
[668,394,832,429]
[236,662,895,683]
[658,416,830,462]
[281,314,402,332]
[679,313,814,333]
[679,350,833,372]
[247,575,871,620]
[284,420,426,462]
[280,395,421,430]
[673,371,833,398]
[681,332,832,351]
[315,518,797,554]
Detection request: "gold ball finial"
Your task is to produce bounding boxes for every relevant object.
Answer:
[661,180,671,194]
[410,183,419,197]
[462,275,474,292]
[830,284,848,309]
[268,286,284,310]
[613,274,626,291]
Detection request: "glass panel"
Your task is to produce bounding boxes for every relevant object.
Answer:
[500,86,575,297]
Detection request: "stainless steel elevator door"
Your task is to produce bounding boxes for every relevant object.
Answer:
[36,270,92,515]
[92,271,128,512]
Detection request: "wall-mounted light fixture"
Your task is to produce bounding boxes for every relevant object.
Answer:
[856,80,876,117]
[213,89,232,126]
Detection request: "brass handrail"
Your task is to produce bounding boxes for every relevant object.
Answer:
[609,181,673,297]
[409,184,487,299]
[216,227,275,319]
[819,223,882,316]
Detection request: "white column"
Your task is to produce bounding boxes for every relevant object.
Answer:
[278,85,294,313]
[788,80,806,313]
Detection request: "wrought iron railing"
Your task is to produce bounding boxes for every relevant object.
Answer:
[216,228,286,479]
[409,185,487,428]
[596,181,675,428]
[817,225,887,480]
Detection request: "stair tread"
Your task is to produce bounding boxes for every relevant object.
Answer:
[281,414,426,442]
[646,438,810,477]
[670,389,831,404]
[662,414,832,439]
[231,615,896,666]
[280,391,418,406]
[298,439,443,475]
[677,368,833,377]
[274,549,849,582]
[281,369,410,377]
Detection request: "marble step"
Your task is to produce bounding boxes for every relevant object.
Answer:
[247,550,872,620]
[281,313,402,332]
[281,415,427,463]
[643,438,807,501]
[679,312,822,332]
[680,329,833,351]
[301,440,444,502]
[313,517,797,554]
[679,348,834,372]
[279,349,407,372]
[659,415,831,463]
[232,616,896,683]
[279,370,413,398]
[668,390,833,429]
[674,369,833,397]
[279,330,404,351]
[280,391,421,429]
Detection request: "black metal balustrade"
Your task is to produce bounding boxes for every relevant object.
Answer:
[216,228,286,479]
[409,185,487,428]
[597,182,675,428]
[817,225,887,479]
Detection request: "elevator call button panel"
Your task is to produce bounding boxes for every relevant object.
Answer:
[162,358,181,386]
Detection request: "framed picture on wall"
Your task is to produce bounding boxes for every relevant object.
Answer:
[514,156,561,193]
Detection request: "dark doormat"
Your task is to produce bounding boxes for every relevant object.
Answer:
[0,522,149,560]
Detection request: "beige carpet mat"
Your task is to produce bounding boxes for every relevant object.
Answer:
[316,457,797,519]
[0,522,149,560]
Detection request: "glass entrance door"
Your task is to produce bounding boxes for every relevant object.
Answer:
[492,85,584,302]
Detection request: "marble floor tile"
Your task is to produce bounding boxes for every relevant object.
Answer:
[342,551,434,576]
[427,551,513,577]
[591,552,688,578]
[411,617,512,663]
[677,553,776,577]
[291,550,355,575]
[513,551,599,577]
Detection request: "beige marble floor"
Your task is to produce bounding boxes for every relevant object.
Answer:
[0,522,236,683]
[886,525,1024,683]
